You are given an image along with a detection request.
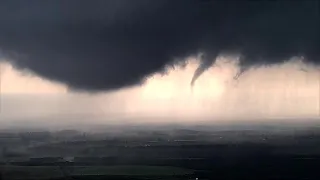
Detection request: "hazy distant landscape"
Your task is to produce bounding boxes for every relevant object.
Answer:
[1,123,320,179]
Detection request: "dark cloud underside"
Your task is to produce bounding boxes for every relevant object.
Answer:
[0,0,319,91]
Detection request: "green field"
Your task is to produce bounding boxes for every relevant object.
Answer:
[2,165,194,179]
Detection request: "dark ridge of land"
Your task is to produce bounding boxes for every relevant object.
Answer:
[1,125,320,180]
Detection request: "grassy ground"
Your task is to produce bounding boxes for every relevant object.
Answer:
[1,165,194,179]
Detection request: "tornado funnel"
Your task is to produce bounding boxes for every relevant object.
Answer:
[190,52,218,87]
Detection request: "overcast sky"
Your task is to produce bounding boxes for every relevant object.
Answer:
[2,56,320,127]
[1,1,320,128]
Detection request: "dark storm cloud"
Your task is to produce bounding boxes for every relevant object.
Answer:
[0,0,319,91]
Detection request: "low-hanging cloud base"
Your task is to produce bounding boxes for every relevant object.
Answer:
[0,0,319,91]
